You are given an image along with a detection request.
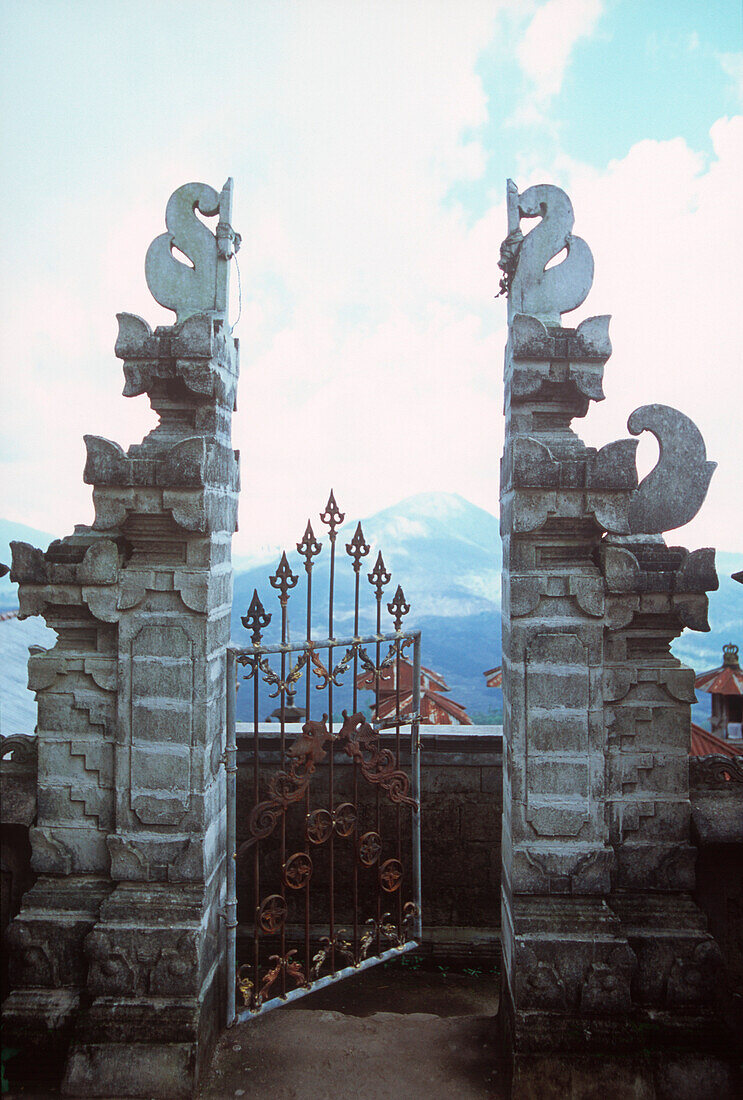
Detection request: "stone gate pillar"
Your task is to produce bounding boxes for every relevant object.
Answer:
[3,180,241,1099]
[497,181,736,1096]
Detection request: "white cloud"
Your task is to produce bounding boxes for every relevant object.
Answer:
[555,116,743,551]
[719,51,743,105]
[1,2,741,566]
[516,0,604,105]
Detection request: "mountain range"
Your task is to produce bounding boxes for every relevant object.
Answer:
[1,496,741,733]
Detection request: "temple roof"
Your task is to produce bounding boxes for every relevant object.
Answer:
[694,644,743,696]
[690,722,743,757]
[483,666,502,688]
[374,689,472,726]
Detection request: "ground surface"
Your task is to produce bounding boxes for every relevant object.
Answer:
[3,961,503,1098]
[200,960,504,1099]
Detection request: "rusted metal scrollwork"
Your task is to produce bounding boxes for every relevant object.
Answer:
[254,652,308,698]
[258,894,288,934]
[283,852,313,890]
[311,933,355,979]
[333,802,357,837]
[402,901,418,934]
[357,642,397,688]
[308,645,355,689]
[337,711,419,810]
[359,913,399,959]
[237,719,334,853]
[258,951,306,1005]
[241,589,272,644]
[297,520,322,570]
[269,551,299,605]
[237,964,254,1006]
[230,491,422,1021]
[387,585,411,631]
[379,859,404,893]
[358,830,383,866]
[346,522,371,573]
[306,808,334,844]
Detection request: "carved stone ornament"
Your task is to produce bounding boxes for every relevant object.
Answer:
[500,179,594,324]
[145,179,240,323]
[627,404,716,534]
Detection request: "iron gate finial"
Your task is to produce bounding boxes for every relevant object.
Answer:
[269,552,299,606]
[319,489,344,542]
[241,589,272,644]
[387,585,410,631]
[346,523,371,573]
[368,551,392,600]
[296,520,322,571]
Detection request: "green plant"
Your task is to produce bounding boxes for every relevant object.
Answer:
[463,967,482,978]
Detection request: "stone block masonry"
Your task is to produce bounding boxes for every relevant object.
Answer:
[2,180,241,1099]
[497,179,739,1097]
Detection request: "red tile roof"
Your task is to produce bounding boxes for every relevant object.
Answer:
[690,723,743,757]
[695,644,743,696]
[484,666,502,689]
[356,658,449,694]
[374,689,473,726]
[695,665,743,696]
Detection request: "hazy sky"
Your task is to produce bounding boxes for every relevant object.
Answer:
[1,0,741,554]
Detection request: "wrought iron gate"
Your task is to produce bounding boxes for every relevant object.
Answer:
[225,493,422,1024]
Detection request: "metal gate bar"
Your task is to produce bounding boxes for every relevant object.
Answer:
[225,633,424,1025]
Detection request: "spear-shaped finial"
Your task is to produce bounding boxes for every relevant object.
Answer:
[297,520,322,572]
[387,585,411,631]
[319,489,345,542]
[241,589,272,645]
[346,522,371,574]
[269,552,299,606]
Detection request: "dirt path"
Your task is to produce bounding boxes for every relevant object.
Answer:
[201,1008,504,1099]
[200,963,505,1099]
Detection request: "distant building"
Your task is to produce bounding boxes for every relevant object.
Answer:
[356,657,472,725]
[695,643,743,742]
[483,666,502,689]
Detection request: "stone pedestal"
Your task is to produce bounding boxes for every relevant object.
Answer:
[3,310,239,1098]
[497,181,738,1096]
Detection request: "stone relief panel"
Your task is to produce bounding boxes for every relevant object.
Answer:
[525,633,590,837]
[129,623,194,826]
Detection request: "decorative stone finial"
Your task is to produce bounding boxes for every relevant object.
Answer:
[145,179,240,324]
[722,643,739,668]
[499,180,594,325]
[627,404,716,534]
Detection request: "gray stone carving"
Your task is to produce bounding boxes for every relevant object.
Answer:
[500,179,594,324]
[627,403,717,534]
[145,179,240,323]
[498,180,734,1091]
[2,181,240,1098]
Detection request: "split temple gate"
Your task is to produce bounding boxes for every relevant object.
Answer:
[1,174,739,1098]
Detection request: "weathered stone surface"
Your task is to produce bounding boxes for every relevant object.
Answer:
[498,178,732,1087]
[627,404,716,535]
[2,180,240,1098]
[502,182,594,325]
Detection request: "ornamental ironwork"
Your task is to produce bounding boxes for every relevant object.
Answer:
[225,492,422,1020]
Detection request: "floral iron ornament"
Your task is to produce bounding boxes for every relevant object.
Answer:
[337,711,418,810]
